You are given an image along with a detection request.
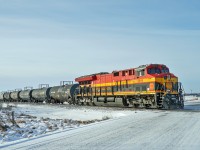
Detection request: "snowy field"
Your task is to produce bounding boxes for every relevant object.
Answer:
[0,102,137,144]
[184,96,200,110]
[0,95,200,150]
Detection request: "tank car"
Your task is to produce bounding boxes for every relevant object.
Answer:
[10,90,21,102]
[19,87,33,102]
[0,92,4,101]
[31,84,51,103]
[49,81,79,104]
[3,92,11,102]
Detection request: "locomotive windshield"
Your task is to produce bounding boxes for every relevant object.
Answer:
[148,68,161,74]
[148,67,169,74]
[161,67,169,73]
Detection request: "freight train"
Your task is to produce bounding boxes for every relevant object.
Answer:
[0,64,184,109]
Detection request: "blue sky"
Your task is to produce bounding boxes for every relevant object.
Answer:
[0,0,200,93]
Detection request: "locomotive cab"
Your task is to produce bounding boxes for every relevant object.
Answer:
[146,64,184,109]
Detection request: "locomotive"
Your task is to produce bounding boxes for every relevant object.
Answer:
[0,64,184,109]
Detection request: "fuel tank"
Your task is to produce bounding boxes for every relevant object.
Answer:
[93,97,125,107]
[19,90,33,102]
[31,87,51,102]
[49,84,79,103]
[10,91,21,101]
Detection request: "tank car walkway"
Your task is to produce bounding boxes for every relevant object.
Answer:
[1,104,200,150]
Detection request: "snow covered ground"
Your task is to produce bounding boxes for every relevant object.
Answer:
[184,95,200,111]
[0,96,200,150]
[185,95,200,102]
[1,104,200,150]
[0,103,137,144]
[12,103,134,120]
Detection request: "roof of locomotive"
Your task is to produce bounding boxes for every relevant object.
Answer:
[75,72,109,82]
[75,64,169,82]
[113,64,167,72]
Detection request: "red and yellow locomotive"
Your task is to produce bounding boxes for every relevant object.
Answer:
[75,64,184,109]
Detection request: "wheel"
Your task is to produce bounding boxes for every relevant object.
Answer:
[134,104,139,108]
[122,97,129,107]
